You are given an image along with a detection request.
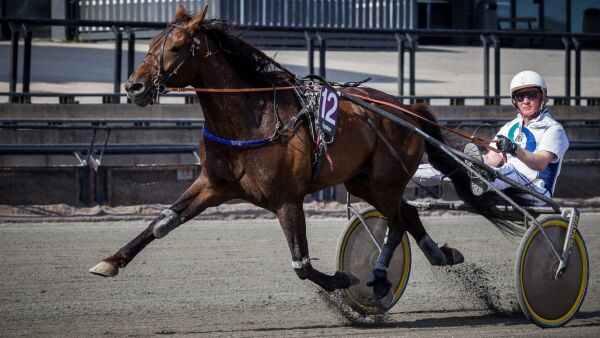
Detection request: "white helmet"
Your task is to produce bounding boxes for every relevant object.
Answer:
[510,70,548,109]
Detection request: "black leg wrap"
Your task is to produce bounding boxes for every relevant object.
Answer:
[374,246,395,271]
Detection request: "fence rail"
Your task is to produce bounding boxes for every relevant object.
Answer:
[1,92,599,106]
[2,117,600,154]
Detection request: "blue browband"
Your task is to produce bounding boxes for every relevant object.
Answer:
[202,127,272,147]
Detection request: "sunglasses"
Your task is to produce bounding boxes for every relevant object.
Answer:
[513,90,540,102]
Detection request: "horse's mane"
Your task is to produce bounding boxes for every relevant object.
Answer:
[197,19,296,87]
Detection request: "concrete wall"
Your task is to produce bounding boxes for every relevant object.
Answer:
[0,166,84,205]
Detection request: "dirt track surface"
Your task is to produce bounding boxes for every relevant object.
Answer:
[1,213,599,337]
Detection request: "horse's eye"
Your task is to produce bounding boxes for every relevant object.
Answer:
[170,45,182,53]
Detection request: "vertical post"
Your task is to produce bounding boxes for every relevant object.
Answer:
[561,36,571,101]
[572,37,580,106]
[95,164,105,205]
[316,32,326,78]
[112,25,123,104]
[409,0,417,29]
[305,31,314,74]
[21,24,32,104]
[486,35,500,105]
[8,23,19,103]
[126,27,135,104]
[65,0,77,40]
[538,0,545,30]
[566,0,571,33]
[126,27,135,78]
[490,35,500,104]
[81,161,90,206]
[480,34,489,99]
[510,0,517,29]
[406,33,417,100]
[0,0,7,40]
[395,33,405,99]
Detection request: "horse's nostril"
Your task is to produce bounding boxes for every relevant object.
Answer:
[128,82,145,94]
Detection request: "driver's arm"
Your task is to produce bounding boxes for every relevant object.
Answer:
[515,149,556,172]
[483,144,504,167]
[515,124,567,172]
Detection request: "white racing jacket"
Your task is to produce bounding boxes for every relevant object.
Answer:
[496,108,570,196]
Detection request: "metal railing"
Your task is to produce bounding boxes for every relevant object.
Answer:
[2,17,600,105]
[3,117,599,153]
[0,117,203,159]
[0,117,202,205]
[76,0,415,31]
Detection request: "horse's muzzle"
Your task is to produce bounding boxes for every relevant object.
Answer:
[124,80,155,106]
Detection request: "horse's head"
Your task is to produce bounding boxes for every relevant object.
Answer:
[125,5,208,106]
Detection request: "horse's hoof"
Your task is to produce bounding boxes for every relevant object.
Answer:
[367,269,392,299]
[89,261,119,277]
[339,270,361,287]
[345,271,360,286]
[440,245,464,265]
[332,271,361,289]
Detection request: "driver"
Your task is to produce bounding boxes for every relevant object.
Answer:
[468,70,569,205]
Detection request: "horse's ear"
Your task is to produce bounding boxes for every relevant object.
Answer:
[188,4,209,33]
[170,4,188,23]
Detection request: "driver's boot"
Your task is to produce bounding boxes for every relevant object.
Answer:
[464,143,489,196]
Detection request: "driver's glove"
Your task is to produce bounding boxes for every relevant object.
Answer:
[496,136,518,156]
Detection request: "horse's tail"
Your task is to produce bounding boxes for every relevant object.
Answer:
[411,104,523,236]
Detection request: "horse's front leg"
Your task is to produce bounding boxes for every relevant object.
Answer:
[89,172,232,277]
[277,202,359,292]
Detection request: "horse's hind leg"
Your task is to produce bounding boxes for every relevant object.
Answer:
[277,202,359,292]
[89,172,232,277]
[401,199,464,266]
[344,175,407,298]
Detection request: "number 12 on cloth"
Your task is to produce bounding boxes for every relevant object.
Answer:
[318,85,339,142]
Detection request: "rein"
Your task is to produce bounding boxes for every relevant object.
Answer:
[347,93,503,155]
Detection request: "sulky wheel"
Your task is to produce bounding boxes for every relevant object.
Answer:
[515,215,589,328]
[336,207,411,315]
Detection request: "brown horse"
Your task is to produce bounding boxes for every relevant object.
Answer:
[90,5,511,299]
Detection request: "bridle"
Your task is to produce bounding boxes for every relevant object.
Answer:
[142,23,203,98]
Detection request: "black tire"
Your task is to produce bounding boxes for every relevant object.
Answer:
[336,207,411,315]
[515,215,589,328]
